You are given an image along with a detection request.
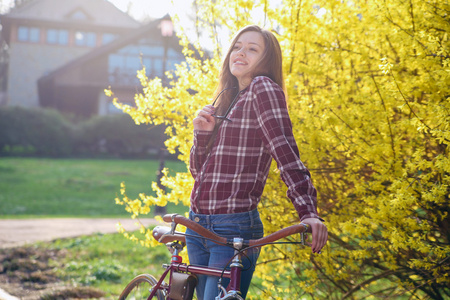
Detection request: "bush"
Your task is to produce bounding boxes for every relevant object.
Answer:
[0,106,74,157]
[0,106,167,158]
[75,114,166,158]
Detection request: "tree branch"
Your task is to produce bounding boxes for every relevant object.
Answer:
[341,269,396,299]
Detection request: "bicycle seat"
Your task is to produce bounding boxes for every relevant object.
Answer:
[152,225,186,243]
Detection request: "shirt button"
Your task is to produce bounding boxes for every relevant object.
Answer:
[194,217,200,222]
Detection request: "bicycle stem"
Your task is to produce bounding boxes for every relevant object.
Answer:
[216,237,244,299]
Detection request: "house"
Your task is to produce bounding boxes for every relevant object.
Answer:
[0,0,185,118]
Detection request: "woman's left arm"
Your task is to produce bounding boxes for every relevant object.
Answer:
[252,77,327,253]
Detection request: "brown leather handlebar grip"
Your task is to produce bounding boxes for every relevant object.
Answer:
[249,224,308,247]
[163,214,227,245]
[152,225,186,244]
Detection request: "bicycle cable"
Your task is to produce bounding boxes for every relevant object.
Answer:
[217,240,307,283]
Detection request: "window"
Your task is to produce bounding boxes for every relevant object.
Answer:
[102,33,116,45]
[46,29,68,45]
[70,10,88,20]
[17,26,40,43]
[107,39,185,86]
[108,53,141,85]
[75,31,96,47]
[166,48,184,70]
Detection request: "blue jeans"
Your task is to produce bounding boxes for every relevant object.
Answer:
[185,209,264,300]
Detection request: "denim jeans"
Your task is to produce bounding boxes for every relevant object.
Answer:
[185,209,264,300]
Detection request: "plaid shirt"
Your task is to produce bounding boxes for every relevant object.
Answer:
[189,76,320,221]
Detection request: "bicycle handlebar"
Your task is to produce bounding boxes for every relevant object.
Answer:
[160,214,309,247]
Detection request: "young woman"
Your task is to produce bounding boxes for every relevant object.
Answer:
[186,25,328,299]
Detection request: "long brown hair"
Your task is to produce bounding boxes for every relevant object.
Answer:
[206,25,285,151]
[213,25,285,117]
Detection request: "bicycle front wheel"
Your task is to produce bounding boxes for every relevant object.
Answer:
[119,274,165,300]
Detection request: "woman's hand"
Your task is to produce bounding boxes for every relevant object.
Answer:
[193,105,216,131]
[302,218,328,254]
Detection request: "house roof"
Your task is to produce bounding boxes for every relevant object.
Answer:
[4,0,140,28]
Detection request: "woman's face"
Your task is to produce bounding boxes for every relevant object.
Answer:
[229,31,265,90]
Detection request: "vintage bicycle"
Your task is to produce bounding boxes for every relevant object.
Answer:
[119,213,310,300]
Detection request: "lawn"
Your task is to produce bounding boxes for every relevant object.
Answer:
[0,157,187,218]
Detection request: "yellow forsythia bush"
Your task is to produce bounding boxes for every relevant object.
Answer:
[108,0,449,298]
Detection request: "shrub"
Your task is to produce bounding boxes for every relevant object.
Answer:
[74,114,166,158]
[0,107,168,158]
[0,106,74,157]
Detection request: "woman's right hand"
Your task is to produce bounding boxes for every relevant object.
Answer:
[193,105,216,131]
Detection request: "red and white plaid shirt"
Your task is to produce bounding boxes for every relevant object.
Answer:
[189,76,320,221]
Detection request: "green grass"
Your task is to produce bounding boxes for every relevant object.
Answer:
[0,157,187,218]
[47,231,171,298]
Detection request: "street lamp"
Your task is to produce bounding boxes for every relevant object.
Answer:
[160,16,174,38]
[154,15,173,216]
[160,14,173,85]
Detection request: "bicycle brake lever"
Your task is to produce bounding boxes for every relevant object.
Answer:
[170,214,178,234]
[300,223,309,246]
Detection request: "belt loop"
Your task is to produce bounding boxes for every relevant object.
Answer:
[249,210,254,227]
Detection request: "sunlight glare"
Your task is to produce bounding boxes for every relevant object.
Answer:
[108,0,191,21]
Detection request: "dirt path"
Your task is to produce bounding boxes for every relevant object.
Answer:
[0,218,160,249]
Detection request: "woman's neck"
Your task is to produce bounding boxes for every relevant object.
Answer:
[238,78,252,91]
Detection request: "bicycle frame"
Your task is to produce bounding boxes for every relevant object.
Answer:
[148,239,244,300]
